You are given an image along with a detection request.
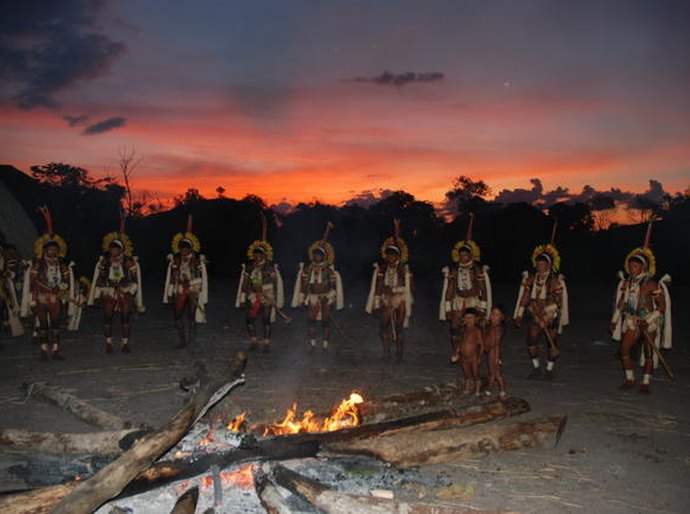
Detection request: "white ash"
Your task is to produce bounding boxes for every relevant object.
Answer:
[160,420,246,459]
[96,466,264,514]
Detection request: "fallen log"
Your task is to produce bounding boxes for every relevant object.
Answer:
[0,482,80,514]
[50,352,247,514]
[270,463,510,514]
[26,382,127,430]
[325,415,567,468]
[0,427,149,455]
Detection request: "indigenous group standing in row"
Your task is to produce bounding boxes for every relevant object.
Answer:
[0,209,673,394]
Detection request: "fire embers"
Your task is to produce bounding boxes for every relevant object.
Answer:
[226,411,247,432]
[200,463,255,490]
[226,392,364,437]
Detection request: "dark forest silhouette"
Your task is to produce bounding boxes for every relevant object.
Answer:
[1,164,689,287]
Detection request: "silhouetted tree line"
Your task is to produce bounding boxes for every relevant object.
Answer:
[1,165,688,286]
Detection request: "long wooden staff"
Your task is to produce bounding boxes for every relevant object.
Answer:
[390,307,397,341]
[328,313,347,338]
[274,306,293,324]
[642,330,675,380]
[532,308,560,358]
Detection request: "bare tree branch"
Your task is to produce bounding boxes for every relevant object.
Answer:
[117,147,144,217]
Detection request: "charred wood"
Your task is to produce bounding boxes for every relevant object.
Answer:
[0,451,114,493]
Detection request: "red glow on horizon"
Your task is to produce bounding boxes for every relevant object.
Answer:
[1,85,687,210]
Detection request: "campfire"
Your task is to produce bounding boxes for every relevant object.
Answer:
[224,391,364,437]
[1,354,567,514]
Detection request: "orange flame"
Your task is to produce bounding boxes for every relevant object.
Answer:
[201,464,255,489]
[262,392,364,437]
[227,411,248,432]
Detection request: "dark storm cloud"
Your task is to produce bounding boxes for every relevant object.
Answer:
[494,178,668,210]
[635,180,666,204]
[81,116,126,135]
[343,189,396,208]
[0,0,126,109]
[270,201,295,216]
[494,178,546,205]
[63,114,90,127]
[352,70,445,87]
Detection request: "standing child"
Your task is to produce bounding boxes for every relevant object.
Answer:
[484,306,507,398]
[459,308,483,395]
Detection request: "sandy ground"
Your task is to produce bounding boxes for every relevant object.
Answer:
[0,279,689,513]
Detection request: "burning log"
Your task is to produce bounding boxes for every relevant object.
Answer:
[269,396,529,444]
[269,464,509,514]
[25,382,128,430]
[325,415,568,468]
[50,352,247,514]
[0,427,149,455]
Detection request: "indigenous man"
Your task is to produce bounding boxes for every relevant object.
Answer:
[88,221,144,353]
[235,216,284,352]
[20,207,76,360]
[0,234,24,339]
[365,219,413,363]
[291,222,344,351]
[610,221,671,394]
[163,216,208,349]
[513,223,569,380]
[439,214,492,363]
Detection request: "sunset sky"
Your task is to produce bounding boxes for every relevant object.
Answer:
[1,0,688,208]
